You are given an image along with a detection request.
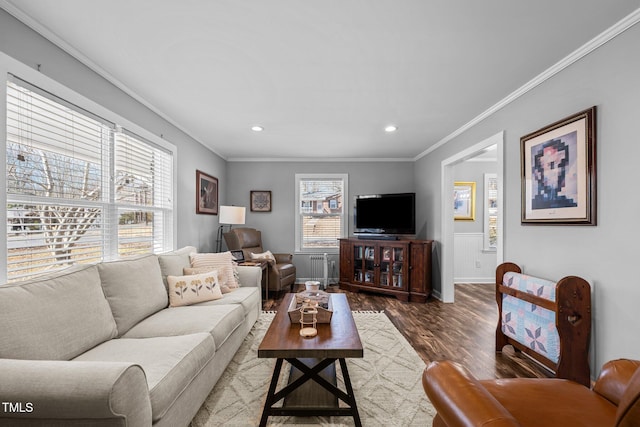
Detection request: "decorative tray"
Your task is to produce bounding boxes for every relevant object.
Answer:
[287,290,333,323]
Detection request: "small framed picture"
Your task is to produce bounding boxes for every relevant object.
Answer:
[521,106,596,225]
[454,182,476,221]
[230,250,245,263]
[250,190,272,212]
[196,170,218,215]
[382,248,391,261]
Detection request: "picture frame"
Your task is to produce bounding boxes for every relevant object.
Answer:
[521,106,596,225]
[196,170,218,215]
[230,250,245,263]
[250,190,272,212]
[454,181,476,221]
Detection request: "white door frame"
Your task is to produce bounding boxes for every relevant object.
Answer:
[440,131,504,302]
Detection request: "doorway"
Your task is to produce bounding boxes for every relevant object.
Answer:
[440,131,504,303]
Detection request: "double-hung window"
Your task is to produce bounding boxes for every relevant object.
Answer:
[5,76,174,282]
[294,173,348,253]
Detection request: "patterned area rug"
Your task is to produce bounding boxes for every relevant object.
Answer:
[191,311,436,426]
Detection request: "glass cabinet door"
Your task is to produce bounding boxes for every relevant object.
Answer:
[379,247,392,286]
[363,245,375,283]
[379,245,406,288]
[353,245,364,282]
[392,247,404,288]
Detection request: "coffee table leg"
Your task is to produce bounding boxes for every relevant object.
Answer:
[259,358,283,427]
[339,358,362,427]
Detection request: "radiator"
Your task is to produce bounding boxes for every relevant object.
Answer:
[309,253,329,289]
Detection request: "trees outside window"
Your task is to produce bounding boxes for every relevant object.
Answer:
[5,78,174,282]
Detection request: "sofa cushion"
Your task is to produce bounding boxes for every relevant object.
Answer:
[74,333,214,423]
[167,271,223,307]
[190,252,239,289]
[184,266,235,293]
[157,246,198,289]
[123,304,244,350]
[0,264,117,360]
[195,286,260,318]
[98,254,168,336]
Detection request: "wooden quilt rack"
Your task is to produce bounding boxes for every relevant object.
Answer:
[495,262,592,387]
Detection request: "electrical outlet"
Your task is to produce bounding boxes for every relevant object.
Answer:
[475,260,481,268]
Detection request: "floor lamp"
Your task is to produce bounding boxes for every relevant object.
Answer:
[216,205,246,252]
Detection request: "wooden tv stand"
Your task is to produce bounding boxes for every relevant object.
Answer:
[338,238,433,302]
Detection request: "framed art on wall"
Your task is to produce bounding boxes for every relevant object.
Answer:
[454,181,476,221]
[250,190,272,212]
[196,170,218,215]
[521,106,596,225]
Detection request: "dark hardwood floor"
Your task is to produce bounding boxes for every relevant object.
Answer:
[264,283,553,380]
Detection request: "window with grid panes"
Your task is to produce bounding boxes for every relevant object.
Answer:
[5,76,174,282]
[295,174,348,253]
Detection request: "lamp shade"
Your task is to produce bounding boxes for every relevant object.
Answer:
[219,205,246,225]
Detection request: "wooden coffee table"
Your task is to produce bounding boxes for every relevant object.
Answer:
[258,293,363,426]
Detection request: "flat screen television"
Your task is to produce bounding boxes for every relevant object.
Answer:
[354,192,415,237]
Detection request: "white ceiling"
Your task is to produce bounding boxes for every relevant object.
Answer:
[3,1,638,160]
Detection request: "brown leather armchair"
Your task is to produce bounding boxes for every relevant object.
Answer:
[223,227,296,293]
[422,358,640,427]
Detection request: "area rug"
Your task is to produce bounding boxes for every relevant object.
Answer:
[191,311,436,426]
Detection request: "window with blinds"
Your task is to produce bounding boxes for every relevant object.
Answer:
[5,77,174,282]
[115,131,173,257]
[295,174,348,252]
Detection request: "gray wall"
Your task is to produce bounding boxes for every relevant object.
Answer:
[415,23,640,369]
[0,9,226,252]
[226,161,414,279]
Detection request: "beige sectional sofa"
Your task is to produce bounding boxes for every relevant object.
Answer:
[0,246,262,426]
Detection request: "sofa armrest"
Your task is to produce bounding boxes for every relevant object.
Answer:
[594,359,640,405]
[0,359,151,425]
[274,253,293,263]
[237,265,262,288]
[422,361,521,427]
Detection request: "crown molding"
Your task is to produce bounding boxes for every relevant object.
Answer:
[414,7,640,161]
[227,156,415,162]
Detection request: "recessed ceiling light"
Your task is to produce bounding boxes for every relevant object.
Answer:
[385,125,397,132]
[251,125,264,132]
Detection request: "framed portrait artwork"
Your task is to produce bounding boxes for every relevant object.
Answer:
[250,190,272,212]
[454,182,476,221]
[521,106,596,225]
[196,170,218,215]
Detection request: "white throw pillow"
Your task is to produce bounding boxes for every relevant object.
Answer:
[250,250,276,263]
[183,266,236,293]
[189,252,240,289]
[167,270,223,307]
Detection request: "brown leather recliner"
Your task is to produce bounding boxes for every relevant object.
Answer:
[223,227,296,293]
[422,359,640,427]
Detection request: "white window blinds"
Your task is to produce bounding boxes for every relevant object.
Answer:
[5,77,174,282]
[114,131,173,257]
[295,174,348,252]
